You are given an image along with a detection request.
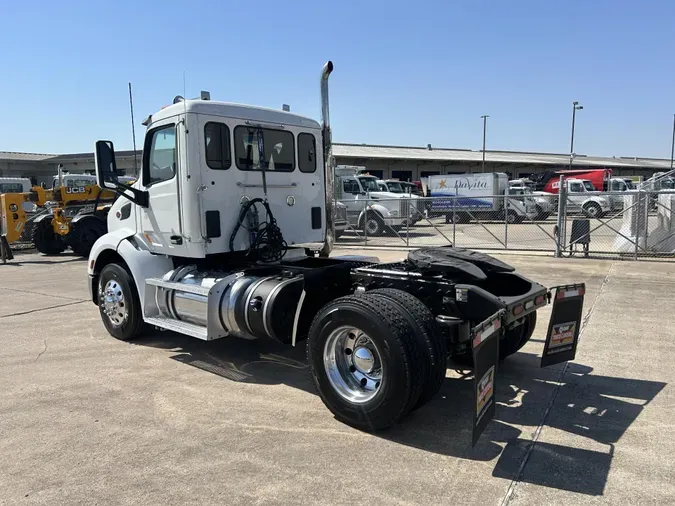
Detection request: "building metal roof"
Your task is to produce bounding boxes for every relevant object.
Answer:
[0,151,56,162]
[331,143,673,170]
[1,143,672,170]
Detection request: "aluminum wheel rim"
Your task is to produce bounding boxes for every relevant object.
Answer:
[100,279,127,326]
[324,326,383,404]
[365,219,379,234]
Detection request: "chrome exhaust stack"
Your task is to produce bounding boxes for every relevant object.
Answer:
[320,60,334,257]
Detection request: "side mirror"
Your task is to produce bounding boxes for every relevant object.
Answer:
[95,140,119,190]
[93,139,149,208]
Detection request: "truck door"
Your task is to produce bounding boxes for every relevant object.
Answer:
[567,181,586,210]
[340,177,365,225]
[138,120,188,255]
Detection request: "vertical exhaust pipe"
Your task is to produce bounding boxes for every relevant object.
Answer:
[320,61,334,257]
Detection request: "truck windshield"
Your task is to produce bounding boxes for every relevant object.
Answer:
[625,180,635,190]
[385,182,404,193]
[358,177,380,192]
[583,181,596,191]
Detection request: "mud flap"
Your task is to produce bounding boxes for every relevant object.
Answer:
[471,309,504,447]
[541,283,586,367]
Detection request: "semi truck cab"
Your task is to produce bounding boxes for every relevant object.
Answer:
[85,61,585,440]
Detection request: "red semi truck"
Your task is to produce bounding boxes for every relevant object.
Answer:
[532,169,613,194]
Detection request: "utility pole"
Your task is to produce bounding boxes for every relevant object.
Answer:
[569,101,583,170]
[481,115,489,173]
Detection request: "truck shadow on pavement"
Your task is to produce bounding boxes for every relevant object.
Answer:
[136,331,665,497]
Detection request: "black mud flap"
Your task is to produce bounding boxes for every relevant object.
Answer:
[471,310,504,447]
[541,283,586,368]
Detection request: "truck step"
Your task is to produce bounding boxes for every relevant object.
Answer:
[145,278,211,296]
[144,316,208,340]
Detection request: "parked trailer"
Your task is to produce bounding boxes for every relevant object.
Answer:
[86,61,585,443]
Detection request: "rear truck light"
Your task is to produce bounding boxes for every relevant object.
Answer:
[524,300,534,310]
[513,305,523,316]
[556,286,585,299]
[535,294,546,305]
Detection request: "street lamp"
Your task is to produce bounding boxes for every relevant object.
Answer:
[569,101,583,170]
[481,114,489,173]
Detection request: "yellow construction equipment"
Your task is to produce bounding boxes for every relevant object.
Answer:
[1,182,120,259]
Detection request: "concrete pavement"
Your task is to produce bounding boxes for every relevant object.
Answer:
[0,250,673,505]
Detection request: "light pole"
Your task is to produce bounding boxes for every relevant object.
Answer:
[569,101,583,170]
[481,114,489,173]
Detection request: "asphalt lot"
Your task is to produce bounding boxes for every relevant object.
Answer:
[1,250,674,505]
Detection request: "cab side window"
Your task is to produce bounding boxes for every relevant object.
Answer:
[343,179,360,194]
[205,122,231,170]
[144,125,177,186]
[298,133,316,173]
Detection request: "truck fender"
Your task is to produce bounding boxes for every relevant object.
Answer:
[115,238,174,315]
[588,196,610,209]
[357,203,389,224]
[88,232,173,313]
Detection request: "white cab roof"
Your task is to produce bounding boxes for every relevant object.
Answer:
[150,100,321,130]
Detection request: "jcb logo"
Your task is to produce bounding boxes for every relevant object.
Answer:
[65,187,87,194]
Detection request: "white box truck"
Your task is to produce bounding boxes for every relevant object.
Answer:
[423,173,537,224]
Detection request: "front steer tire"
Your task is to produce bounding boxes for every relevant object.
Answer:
[307,293,426,431]
[98,263,144,341]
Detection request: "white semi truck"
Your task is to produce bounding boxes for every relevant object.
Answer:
[87,61,584,439]
[334,166,422,235]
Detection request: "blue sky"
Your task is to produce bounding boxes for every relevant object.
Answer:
[1,0,673,158]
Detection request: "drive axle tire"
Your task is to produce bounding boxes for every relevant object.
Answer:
[98,263,144,341]
[367,288,447,410]
[70,219,107,258]
[452,311,538,366]
[32,218,66,255]
[499,312,537,359]
[307,293,426,431]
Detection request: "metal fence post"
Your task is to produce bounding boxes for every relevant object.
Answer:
[363,194,368,246]
[452,197,456,247]
[504,189,509,250]
[644,189,650,260]
[406,196,410,247]
[555,176,566,257]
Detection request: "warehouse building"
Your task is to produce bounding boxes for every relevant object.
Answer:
[1,142,672,186]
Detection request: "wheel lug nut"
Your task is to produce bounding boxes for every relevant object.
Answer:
[345,348,352,355]
[349,365,356,373]
[360,378,367,387]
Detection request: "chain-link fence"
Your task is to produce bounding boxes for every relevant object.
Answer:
[335,190,675,260]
